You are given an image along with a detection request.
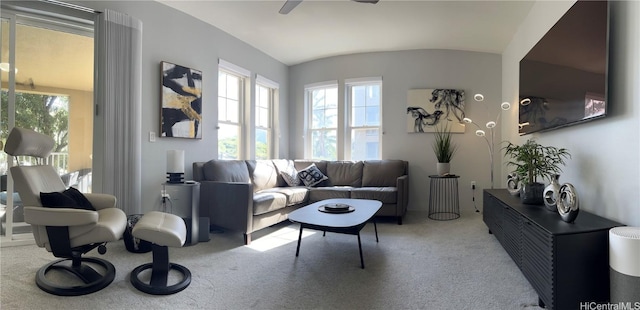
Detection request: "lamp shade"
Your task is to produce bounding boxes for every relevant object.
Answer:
[166,150,185,173]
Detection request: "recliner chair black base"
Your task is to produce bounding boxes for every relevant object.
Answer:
[130,244,191,295]
[36,257,116,296]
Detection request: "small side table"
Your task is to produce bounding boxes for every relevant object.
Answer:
[428,175,460,220]
[162,182,200,245]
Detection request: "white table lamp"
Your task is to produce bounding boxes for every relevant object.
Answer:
[166,150,185,183]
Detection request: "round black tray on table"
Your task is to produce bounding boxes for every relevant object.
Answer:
[318,203,355,213]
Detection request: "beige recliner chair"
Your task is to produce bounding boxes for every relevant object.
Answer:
[4,127,127,296]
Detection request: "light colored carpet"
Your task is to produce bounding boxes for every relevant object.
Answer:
[1,210,542,310]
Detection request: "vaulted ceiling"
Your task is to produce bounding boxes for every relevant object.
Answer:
[157,0,536,66]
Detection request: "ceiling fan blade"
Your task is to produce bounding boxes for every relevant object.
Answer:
[279,0,302,15]
[352,0,379,3]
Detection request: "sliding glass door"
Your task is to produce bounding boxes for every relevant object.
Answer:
[0,10,94,244]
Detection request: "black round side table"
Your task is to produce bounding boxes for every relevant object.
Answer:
[428,175,460,220]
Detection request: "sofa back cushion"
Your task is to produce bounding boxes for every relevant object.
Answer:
[246,160,278,192]
[326,161,363,187]
[362,160,406,187]
[203,160,250,182]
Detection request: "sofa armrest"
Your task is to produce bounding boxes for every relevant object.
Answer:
[199,181,253,233]
[397,175,409,216]
[24,206,99,226]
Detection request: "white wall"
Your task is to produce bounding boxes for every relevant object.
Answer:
[73,0,640,223]
[75,1,289,213]
[289,50,504,212]
[502,0,640,226]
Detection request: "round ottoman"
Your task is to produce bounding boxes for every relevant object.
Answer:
[130,211,191,295]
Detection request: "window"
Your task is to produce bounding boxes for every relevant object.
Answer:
[306,82,338,160]
[217,60,249,160]
[347,78,381,160]
[255,75,278,160]
[304,78,382,161]
[1,10,94,243]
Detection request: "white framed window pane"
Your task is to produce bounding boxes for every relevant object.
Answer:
[218,123,240,159]
[367,85,380,106]
[352,106,366,126]
[228,99,239,123]
[227,75,239,100]
[326,88,338,108]
[352,86,366,107]
[218,98,227,121]
[312,89,325,109]
[325,107,338,128]
[311,129,337,160]
[351,128,379,161]
[258,86,269,108]
[257,108,269,128]
[255,128,269,160]
[312,109,325,129]
[218,72,227,97]
[365,106,380,126]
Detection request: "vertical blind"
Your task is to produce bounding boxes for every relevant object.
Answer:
[93,9,142,215]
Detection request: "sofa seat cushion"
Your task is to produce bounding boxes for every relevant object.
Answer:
[308,186,353,202]
[261,187,309,206]
[350,187,398,204]
[253,192,288,216]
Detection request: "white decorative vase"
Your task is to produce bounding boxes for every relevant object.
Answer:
[543,174,561,212]
[436,162,450,175]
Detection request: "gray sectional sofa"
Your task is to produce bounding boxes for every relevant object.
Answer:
[192,159,409,244]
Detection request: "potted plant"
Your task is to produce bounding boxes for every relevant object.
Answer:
[432,124,457,175]
[503,139,570,204]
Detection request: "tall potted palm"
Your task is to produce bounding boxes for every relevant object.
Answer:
[432,124,457,175]
[503,139,570,204]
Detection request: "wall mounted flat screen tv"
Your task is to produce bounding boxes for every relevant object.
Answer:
[519,0,608,135]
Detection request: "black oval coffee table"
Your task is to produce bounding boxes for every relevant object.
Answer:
[288,198,382,269]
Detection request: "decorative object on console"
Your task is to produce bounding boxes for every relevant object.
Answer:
[503,139,570,205]
[543,174,561,212]
[432,123,457,175]
[166,150,185,183]
[463,93,511,188]
[557,183,579,223]
[160,61,202,139]
[506,172,520,196]
[406,89,466,133]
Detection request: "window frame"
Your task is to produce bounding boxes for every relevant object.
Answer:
[217,60,249,160]
[255,74,278,160]
[304,81,339,160]
[345,77,382,161]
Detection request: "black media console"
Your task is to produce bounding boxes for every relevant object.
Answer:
[483,189,621,310]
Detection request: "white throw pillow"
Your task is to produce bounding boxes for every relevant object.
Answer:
[298,163,328,187]
[279,162,300,186]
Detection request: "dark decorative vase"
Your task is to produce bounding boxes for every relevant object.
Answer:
[520,182,545,205]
